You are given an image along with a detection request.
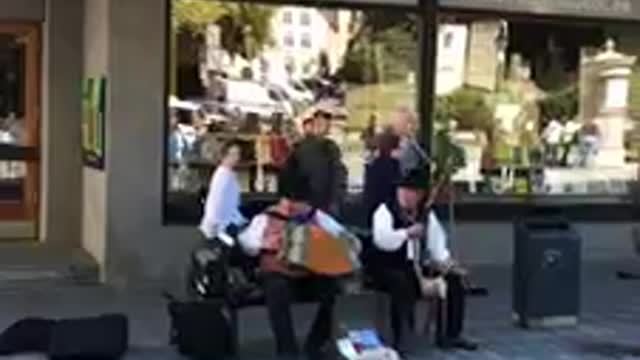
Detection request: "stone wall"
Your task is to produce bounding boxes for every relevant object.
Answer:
[81,0,109,274]
[41,0,84,248]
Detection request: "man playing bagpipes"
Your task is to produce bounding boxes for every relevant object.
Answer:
[369,167,478,355]
[238,159,362,360]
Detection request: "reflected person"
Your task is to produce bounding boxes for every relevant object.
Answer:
[390,107,429,175]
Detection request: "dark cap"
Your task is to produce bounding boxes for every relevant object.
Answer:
[396,167,429,190]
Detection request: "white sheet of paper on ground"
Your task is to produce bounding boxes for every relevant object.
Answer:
[336,338,359,360]
[356,348,402,360]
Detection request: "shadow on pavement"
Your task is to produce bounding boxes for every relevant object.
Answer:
[578,341,640,358]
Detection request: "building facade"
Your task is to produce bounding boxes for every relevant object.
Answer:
[269,6,354,78]
[2,0,640,288]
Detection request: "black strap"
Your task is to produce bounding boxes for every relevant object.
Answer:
[264,208,316,224]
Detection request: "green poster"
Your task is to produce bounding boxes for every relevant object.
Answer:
[82,77,106,169]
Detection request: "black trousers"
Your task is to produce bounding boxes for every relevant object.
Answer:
[435,271,467,341]
[263,273,337,357]
[373,268,418,351]
[374,267,467,349]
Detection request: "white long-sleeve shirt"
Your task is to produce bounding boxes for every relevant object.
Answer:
[199,166,246,239]
[237,213,267,256]
[372,204,450,263]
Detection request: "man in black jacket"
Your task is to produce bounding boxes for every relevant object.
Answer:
[291,105,347,216]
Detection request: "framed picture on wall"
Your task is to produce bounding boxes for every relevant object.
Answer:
[82,77,106,169]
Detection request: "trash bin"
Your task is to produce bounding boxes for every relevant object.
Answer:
[513,209,581,328]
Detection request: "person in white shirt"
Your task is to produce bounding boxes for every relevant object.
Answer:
[560,119,581,166]
[542,118,564,166]
[199,140,246,241]
[370,169,477,354]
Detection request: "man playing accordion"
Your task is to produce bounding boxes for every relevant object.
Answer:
[239,160,361,360]
[369,168,478,355]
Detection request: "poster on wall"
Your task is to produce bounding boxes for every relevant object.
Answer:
[82,77,106,169]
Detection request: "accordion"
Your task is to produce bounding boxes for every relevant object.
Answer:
[277,211,362,277]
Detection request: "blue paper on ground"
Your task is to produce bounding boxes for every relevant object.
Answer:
[348,329,383,349]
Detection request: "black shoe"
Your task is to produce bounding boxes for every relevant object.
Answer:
[437,337,478,351]
[305,348,328,360]
[277,347,301,360]
[278,353,301,360]
[304,343,329,360]
[393,336,421,357]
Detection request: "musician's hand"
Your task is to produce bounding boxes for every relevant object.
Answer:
[445,258,457,268]
[407,224,425,239]
[452,266,469,277]
[436,259,459,274]
[446,260,469,277]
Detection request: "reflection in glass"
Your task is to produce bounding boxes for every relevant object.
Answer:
[300,11,311,26]
[282,11,292,24]
[0,160,26,202]
[301,33,311,49]
[433,16,640,197]
[168,0,417,201]
[0,33,25,146]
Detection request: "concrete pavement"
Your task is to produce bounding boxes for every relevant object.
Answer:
[0,262,638,359]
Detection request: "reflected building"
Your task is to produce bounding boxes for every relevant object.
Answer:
[201,6,357,83]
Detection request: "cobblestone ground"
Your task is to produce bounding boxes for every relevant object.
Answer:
[0,262,639,360]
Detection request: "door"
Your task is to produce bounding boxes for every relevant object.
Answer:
[0,24,40,239]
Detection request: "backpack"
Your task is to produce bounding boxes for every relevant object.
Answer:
[187,241,230,300]
[165,294,235,359]
[186,240,261,306]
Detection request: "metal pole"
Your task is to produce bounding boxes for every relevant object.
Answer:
[449,176,456,255]
[417,0,440,264]
[417,0,438,190]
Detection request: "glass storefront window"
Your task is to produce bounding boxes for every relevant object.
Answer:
[431,14,640,198]
[166,0,418,221]
[166,0,640,223]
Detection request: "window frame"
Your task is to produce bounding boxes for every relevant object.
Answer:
[442,31,454,48]
[283,10,293,24]
[283,32,295,47]
[300,10,312,26]
[300,32,312,48]
[163,0,640,226]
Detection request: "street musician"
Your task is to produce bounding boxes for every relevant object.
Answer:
[369,168,478,355]
[238,159,360,360]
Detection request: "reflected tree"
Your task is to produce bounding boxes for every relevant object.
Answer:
[171,0,275,95]
[338,12,417,84]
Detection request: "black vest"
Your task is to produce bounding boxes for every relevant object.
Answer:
[370,200,421,270]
